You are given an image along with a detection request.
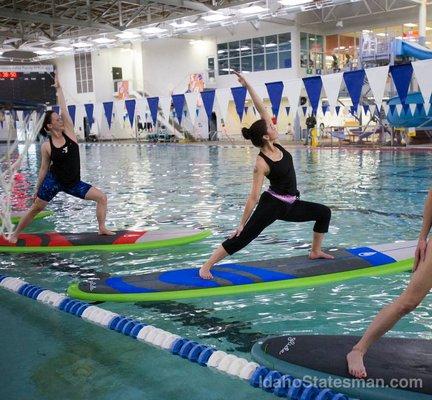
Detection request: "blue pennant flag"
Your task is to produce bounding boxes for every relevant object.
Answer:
[67,105,76,126]
[265,81,284,118]
[335,106,341,116]
[363,104,369,115]
[285,107,290,116]
[231,86,247,121]
[125,99,136,127]
[389,104,397,115]
[322,105,329,115]
[302,106,308,116]
[389,63,413,104]
[52,105,60,115]
[196,109,199,117]
[103,102,114,129]
[302,76,322,115]
[23,110,31,123]
[201,90,216,119]
[84,103,94,129]
[244,106,249,115]
[402,103,410,116]
[172,94,185,124]
[147,97,159,125]
[343,69,366,110]
[349,106,357,115]
[416,103,424,115]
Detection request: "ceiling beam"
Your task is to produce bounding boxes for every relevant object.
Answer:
[0,7,121,31]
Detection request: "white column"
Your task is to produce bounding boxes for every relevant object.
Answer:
[419,0,427,46]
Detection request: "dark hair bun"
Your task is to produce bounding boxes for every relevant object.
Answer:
[242,127,251,140]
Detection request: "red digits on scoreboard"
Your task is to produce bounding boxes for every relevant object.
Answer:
[0,71,18,79]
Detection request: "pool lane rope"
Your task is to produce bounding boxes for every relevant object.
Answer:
[0,275,349,400]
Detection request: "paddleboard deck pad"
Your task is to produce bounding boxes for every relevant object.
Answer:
[251,334,432,400]
[68,240,416,302]
[0,228,211,253]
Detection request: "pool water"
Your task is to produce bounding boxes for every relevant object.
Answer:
[1,143,432,399]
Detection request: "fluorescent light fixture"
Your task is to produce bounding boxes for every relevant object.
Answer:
[72,41,92,48]
[52,46,72,52]
[263,43,277,48]
[279,0,312,6]
[239,46,250,51]
[376,32,388,37]
[362,29,372,33]
[238,5,268,14]
[170,21,197,28]
[217,49,227,54]
[93,37,116,44]
[426,26,432,31]
[189,39,206,45]
[116,31,140,39]
[404,23,417,27]
[142,26,167,34]
[35,49,54,55]
[426,41,431,45]
[202,13,230,22]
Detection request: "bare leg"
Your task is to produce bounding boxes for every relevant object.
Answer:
[199,245,229,279]
[347,240,432,378]
[84,187,115,235]
[309,232,334,259]
[8,198,48,243]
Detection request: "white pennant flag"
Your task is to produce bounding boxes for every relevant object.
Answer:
[283,79,303,118]
[159,97,171,123]
[135,98,147,120]
[412,59,432,104]
[114,100,126,126]
[396,104,403,116]
[369,104,376,116]
[321,73,343,110]
[382,103,389,116]
[409,103,417,116]
[94,102,104,131]
[252,85,268,102]
[216,88,232,122]
[185,92,200,125]
[424,102,431,115]
[365,65,389,109]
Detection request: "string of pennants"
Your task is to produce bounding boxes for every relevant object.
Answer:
[48,59,432,129]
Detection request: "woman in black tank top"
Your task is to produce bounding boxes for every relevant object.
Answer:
[199,72,333,279]
[8,74,114,243]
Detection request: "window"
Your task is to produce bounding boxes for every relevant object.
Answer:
[217,32,292,75]
[300,32,324,71]
[74,52,93,93]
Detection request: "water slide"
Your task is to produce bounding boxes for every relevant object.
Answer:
[387,40,432,128]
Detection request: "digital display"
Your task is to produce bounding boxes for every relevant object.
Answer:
[0,71,20,79]
[0,71,56,105]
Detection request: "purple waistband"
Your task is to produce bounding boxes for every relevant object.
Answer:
[266,189,297,204]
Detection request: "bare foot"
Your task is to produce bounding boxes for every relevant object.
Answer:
[8,233,18,244]
[347,348,367,378]
[99,228,116,236]
[199,265,214,279]
[309,250,334,260]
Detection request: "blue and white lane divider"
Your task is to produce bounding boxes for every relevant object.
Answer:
[0,275,350,400]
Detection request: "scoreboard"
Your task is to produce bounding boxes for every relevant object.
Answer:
[0,65,56,106]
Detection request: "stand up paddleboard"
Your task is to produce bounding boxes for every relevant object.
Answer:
[0,228,211,253]
[68,240,416,302]
[10,210,53,224]
[251,334,432,400]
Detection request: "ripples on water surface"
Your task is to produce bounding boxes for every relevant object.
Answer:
[1,143,431,399]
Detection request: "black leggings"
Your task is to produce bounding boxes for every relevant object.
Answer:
[222,191,331,255]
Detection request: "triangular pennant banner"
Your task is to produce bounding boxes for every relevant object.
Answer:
[302,106,308,116]
[335,106,341,116]
[215,88,232,122]
[265,81,284,118]
[172,94,185,124]
[382,103,389,116]
[147,97,159,125]
[322,105,329,115]
[231,86,247,121]
[424,103,431,115]
[369,104,376,116]
[409,103,417,116]
[67,105,76,126]
[283,79,303,118]
[200,90,216,120]
[103,102,114,129]
[416,103,424,115]
[52,105,60,115]
[285,107,290,116]
[389,63,413,104]
[389,104,397,115]
[159,97,172,121]
[365,65,389,110]
[402,103,410,116]
[302,76,322,115]
[321,73,343,110]
[125,99,136,127]
[412,59,432,104]
[349,106,356,115]
[344,69,366,109]
[84,103,94,129]
[396,104,403,116]
[185,92,199,125]
[363,104,370,115]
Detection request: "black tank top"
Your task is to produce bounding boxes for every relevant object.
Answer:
[49,132,81,186]
[258,143,299,196]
